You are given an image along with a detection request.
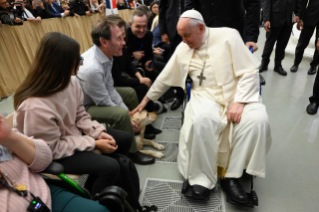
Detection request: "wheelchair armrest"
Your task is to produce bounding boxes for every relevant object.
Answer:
[42,162,64,175]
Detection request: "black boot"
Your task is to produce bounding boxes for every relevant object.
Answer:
[222,178,248,203]
[145,124,162,135]
[274,65,287,76]
[171,98,183,110]
[128,151,155,165]
[259,63,268,73]
[290,64,299,72]
[307,66,317,75]
[306,102,319,115]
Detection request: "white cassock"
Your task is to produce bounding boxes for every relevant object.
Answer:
[147,27,272,189]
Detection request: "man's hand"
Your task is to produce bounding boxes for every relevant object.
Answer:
[0,115,12,143]
[64,10,70,16]
[161,33,170,44]
[35,16,42,22]
[32,0,37,9]
[37,1,45,9]
[62,4,69,10]
[294,16,300,23]
[317,40,319,51]
[95,139,118,154]
[227,102,246,123]
[130,96,150,115]
[264,21,271,32]
[140,77,152,87]
[297,21,304,31]
[14,18,23,24]
[133,51,144,61]
[86,11,92,16]
[131,120,140,132]
[245,42,258,52]
[153,48,164,56]
[0,20,2,32]
[74,13,79,17]
[145,60,155,71]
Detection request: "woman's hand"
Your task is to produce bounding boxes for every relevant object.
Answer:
[95,138,118,154]
[0,115,12,143]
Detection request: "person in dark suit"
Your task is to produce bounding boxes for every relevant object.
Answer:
[260,0,301,76]
[306,36,319,114]
[44,0,71,18]
[290,0,319,75]
[158,0,185,110]
[69,0,91,16]
[184,0,266,85]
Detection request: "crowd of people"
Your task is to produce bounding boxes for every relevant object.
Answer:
[0,0,319,211]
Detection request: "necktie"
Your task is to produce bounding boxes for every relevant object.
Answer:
[51,5,57,13]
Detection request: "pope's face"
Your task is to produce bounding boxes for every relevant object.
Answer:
[177,18,205,49]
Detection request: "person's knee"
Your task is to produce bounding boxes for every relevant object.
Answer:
[113,107,131,124]
[101,158,120,179]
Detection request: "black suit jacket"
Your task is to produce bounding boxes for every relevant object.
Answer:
[70,0,89,16]
[185,0,260,43]
[263,0,302,27]
[158,0,184,42]
[300,0,319,27]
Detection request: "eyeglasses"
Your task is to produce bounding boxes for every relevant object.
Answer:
[0,1,9,5]
[79,57,84,66]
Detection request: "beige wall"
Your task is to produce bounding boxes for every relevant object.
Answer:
[0,10,133,99]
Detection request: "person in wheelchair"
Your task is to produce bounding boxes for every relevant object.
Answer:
[0,114,110,212]
[132,10,272,203]
[13,32,133,197]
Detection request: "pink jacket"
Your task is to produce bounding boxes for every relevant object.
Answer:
[0,129,52,212]
[14,77,106,159]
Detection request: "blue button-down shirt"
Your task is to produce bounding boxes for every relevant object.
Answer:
[77,45,128,109]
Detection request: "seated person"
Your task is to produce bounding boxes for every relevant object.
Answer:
[0,115,110,212]
[110,15,166,114]
[133,10,272,201]
[70,0,91,16]
[127,9,160,82]
[89,0,105,13]
[147,1,158,30]
[77,16,156,165]
[43,0,72,18]
[0,0,23,25]
[14,32,132,196]
[14,0,42,22]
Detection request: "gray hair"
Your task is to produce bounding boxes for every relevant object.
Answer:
[188,18,206,27]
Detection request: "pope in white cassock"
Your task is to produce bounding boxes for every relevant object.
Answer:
[132,10,272,203]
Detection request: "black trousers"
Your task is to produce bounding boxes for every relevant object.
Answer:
[261,24,293,66]
[54,128,132,195]
[131,83,158,112]
[294,23,319,67]
[310,67,319,104]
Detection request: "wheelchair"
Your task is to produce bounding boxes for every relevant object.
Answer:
[180,77,261,208]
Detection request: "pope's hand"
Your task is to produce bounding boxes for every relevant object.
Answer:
[245,42,258,52]
[130,97,150,115]
[227,102,246,123]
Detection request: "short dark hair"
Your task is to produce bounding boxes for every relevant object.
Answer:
[150,1,159,12]
[91,17,117,46]
[130,9,148,23]
[106,14,126,29]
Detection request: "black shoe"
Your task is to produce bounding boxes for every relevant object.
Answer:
[222,178,248,204]
[144,133,155,139]
[274,65,287,76]
[290,64,298,72]
[259,74,266,86]
[306,102,319,115]
[192,185,210,199]
[259,65,268,73]
[128,151,155,165]
[307,66,317,75]
[171,98,183,110]
[145,124,162,135]
[154,101,167,114]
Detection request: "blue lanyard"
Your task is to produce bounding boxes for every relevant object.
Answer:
[133,37,144,51]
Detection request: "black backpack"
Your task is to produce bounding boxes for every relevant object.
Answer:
[112,154,157,212]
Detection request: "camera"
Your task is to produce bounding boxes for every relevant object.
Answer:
[6,2,24,20]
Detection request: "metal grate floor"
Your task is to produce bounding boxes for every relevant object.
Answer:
[161,116,182,131]
[143,141,179,163]
[140,179,225,212]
